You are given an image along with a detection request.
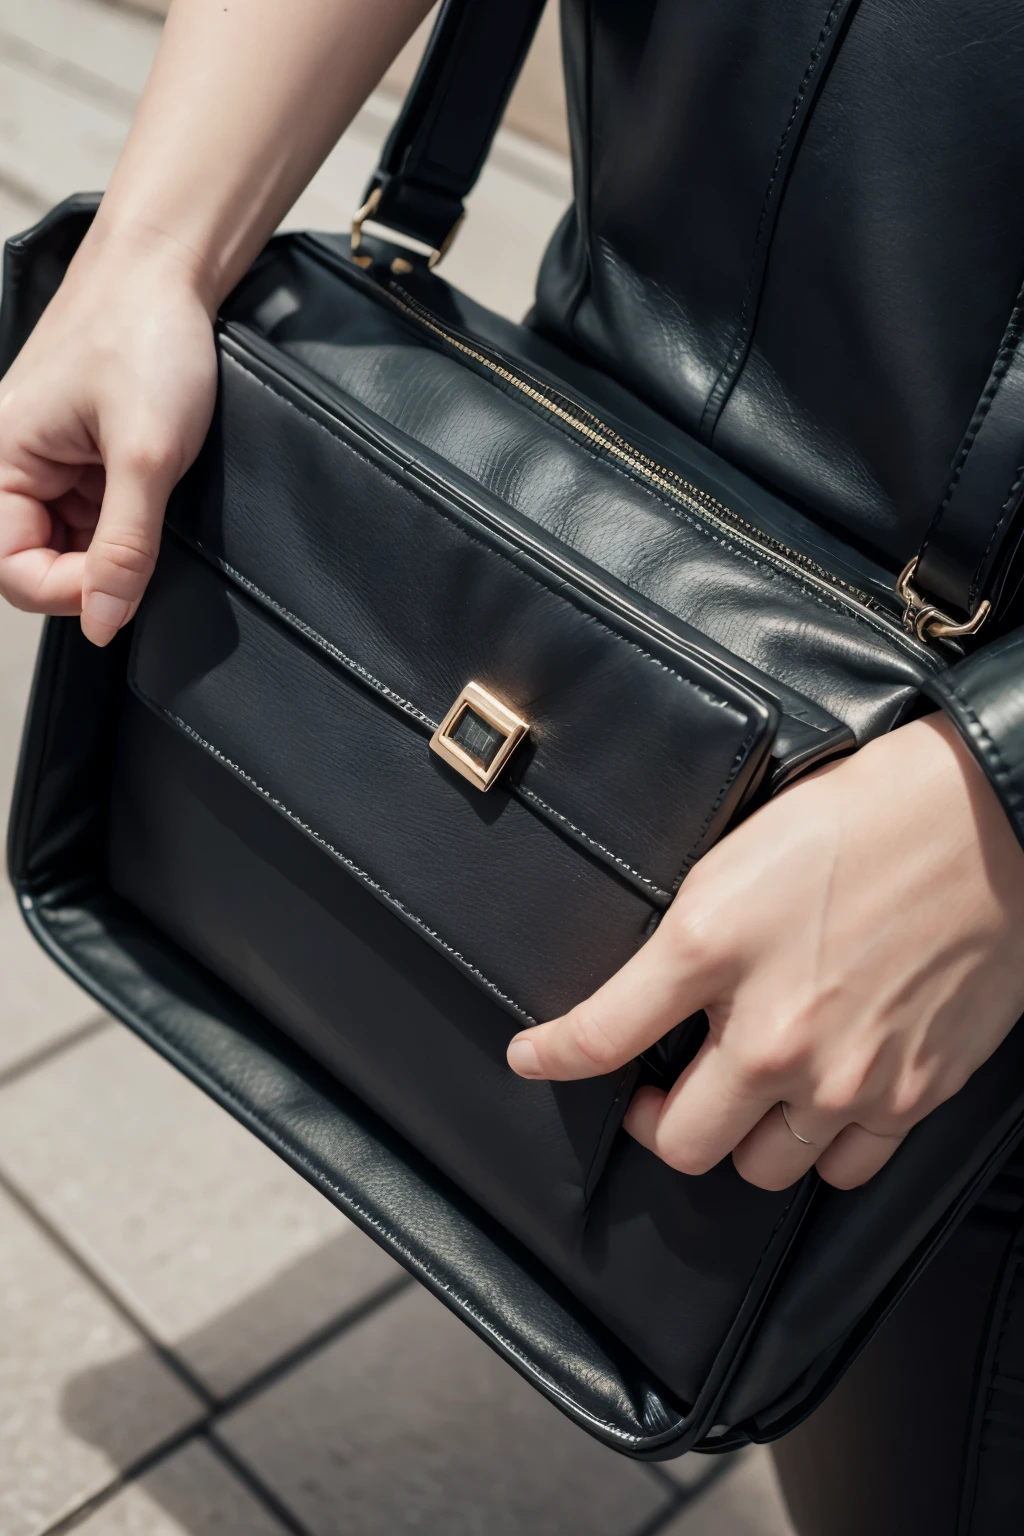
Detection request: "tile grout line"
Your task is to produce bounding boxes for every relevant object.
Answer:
[203,1428,315,1536]
[0,1161,216,1408]
[0,1115,740,1532]
[30,1276,413,1536]
[0,1153,732,1531]
[628,1501,688,1536]
[0,26,143,117]
[0,1013,114,1092]
[34,1420,211,1536]
[212,1272,415,1419]
[0,1152,414,1533]
[644,1458,727,1501]
[639,1452,744,1533]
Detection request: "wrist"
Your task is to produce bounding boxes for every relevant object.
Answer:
[73,210,221,317]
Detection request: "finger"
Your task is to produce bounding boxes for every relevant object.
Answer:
[0,482,87,614]
[81,444,177,646]
[731,1103,839,1191]
[507,921,719,1081]
[623,1036,782,1174]
[52,487,102,532]
[814,1122,906,1189]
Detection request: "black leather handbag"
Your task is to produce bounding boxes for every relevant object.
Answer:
[7,0,1024,1461]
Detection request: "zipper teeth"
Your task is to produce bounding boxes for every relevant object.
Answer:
[381,281,914,638]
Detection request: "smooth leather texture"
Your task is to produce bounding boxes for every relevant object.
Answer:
[162,339,777,907]
[924,630,1024,852]
[231,240,939,753]
[365,0,545,255]
[131,536,759,1017]
[916,289,1024,619]
[535,0,1024,625]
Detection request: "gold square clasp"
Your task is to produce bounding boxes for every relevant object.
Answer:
[429,682,529,792]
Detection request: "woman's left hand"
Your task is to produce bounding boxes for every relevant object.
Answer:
[506,712,1024,1190]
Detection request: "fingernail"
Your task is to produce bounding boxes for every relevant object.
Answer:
[83,591,131,630]
[507,1037,543,1077]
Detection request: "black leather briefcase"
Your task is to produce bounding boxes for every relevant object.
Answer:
[7,0,1024,1460]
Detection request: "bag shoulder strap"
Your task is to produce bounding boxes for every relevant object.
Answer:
[909,276,1024,631]
[352,0,547,269]
[364,2,1019,640]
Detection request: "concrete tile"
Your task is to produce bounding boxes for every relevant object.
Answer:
[0,0,159,102]
[71,1440,288,1535]
[659,1452,721,1494]
[221,1284,672,1536]
[0,601,103,1076]
[0,896,107,1078]
[661,1447,797,1536]
[0,1183,202,1536]
[0,181,43,244]
[0,58,133,206]
[0,604,44,819]
[0,1025,403,1397]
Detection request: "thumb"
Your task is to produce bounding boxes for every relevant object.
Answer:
[506,920,714,1081]
[81,442,178,646]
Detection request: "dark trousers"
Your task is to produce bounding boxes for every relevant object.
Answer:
[772,1150,1024,1535]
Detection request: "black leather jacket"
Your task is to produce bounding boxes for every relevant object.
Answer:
[532,0,1024,846]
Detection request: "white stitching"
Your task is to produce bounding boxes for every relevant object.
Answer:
[516,785,671,900]
[223,350,746,716]
[210,553,437,730]
[187,543,676,898]
[140,692,536,1022]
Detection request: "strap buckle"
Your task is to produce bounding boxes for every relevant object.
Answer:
[897,558,992,643]
[350,186,464,274]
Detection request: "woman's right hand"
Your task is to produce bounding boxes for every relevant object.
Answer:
[0,228,218,646]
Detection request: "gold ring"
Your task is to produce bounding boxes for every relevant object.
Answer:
[780,1102,823,1148]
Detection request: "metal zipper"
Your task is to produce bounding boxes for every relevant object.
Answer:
[377,279,934,654]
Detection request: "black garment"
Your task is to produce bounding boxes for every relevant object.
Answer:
[772,1147,1024,1535]
[528,0,1024,1517]
[534,0,1024,848]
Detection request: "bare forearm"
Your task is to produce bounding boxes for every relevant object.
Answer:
[85,0,434,307]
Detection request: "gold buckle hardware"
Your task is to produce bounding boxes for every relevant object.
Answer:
[896,557,992,642]
[350,186,464,274]
[429,682,529,792]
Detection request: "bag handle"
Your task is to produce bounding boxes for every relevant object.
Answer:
[351,0,547,271]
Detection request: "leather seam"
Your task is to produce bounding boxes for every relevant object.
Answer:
[671,724,760,889]
[968,461,1024,611]
[920,266,1024,572]
[224,351,747,721]
[699,0,849,440]
[413,321,933,664]
[929,676,1024,816]
[513,785,672,900]
[204,551,439,731]
[133,688,539,1023]
[179,542,676,901]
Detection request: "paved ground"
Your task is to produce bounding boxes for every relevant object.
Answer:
[0,3,801,1532]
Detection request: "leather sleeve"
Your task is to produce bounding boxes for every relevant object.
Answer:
[923,630,1024,849]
